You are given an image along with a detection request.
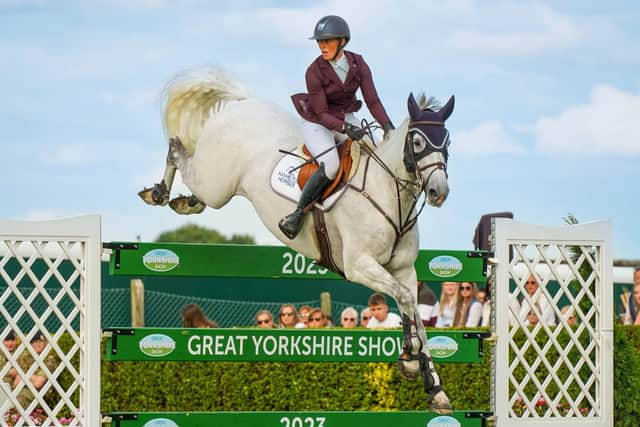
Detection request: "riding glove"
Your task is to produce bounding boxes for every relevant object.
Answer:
[382,122,395,139]
[344,123,365,141]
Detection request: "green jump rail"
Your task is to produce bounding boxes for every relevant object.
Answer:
[104,328,490,363]
[104,242,489,282]
[105,410,492,427]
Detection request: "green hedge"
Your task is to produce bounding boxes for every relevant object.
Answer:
[101,326,640,424]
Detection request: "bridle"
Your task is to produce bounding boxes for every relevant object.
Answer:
[351,119,450,250]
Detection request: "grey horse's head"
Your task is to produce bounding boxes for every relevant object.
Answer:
[404,93,455,207]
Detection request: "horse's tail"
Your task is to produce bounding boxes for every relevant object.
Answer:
[161,67,250,155]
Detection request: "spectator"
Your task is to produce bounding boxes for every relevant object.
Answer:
[453,282,483,327]
[295,305,312,328]
[525,310,539,327]
[477,286,491,327]
[516,274,556,326]
[366,293,402,328]
[417,282,439,326]
[623,283,640,325]
[560,306,577,326]
[436,282,459,328]
[182,303,218,328]
[307,308,326,328]
[15,331,57,408]
[0,330,17,403]
[635,267,640,286]
[2,330,17,354]
[255,310,275,328]
[360,308,372,328]
[278,304,299,328]
[339,307,358,328]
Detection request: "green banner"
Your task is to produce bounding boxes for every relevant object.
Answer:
[106,242,487,283]
[105,328,488,364]
[106,411,489,427]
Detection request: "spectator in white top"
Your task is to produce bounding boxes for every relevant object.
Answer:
[453,282,483,327]
[366,293,402,328]
[517,274,556,326]
[476,286,491,327]
[436,282,459,328]
[417,281,439,326]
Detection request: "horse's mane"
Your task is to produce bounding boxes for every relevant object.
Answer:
[416,93,441,111]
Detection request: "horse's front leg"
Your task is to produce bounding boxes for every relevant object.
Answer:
[343,255,452,414]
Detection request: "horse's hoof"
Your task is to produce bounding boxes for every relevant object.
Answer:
[429,390,453,415]
[397,358,420,381]
[138,183,169,206]
[169,195,206,215]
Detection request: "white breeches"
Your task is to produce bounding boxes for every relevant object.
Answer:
[300,113,360,180]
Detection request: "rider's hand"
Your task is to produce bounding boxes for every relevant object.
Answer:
[382,122,395,139]
[344,123,365,141]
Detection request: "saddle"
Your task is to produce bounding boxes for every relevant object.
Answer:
[297,140,355,200]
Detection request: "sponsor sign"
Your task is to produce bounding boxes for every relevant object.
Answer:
[428,255,463,278]
[139,334,176,357]
[427,335,459,359]
[142,249,180,272]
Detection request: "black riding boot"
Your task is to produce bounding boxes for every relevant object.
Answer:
[279,165,332,240]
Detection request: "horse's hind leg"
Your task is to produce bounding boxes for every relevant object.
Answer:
[343,255,452,414]
[138,137,181,206]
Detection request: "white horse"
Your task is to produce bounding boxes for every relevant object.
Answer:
[139,67,455,413]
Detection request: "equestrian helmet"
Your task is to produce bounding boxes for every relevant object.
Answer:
[309,15,350,41]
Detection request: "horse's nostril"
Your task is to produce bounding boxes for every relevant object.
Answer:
[429,189,439,200]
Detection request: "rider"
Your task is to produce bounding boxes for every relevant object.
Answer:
[278,15,395,239]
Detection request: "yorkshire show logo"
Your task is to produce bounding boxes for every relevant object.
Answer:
[427,415,461,427]
[142,249,180,272]
[428,255,463,278]
[427,336,459,359]
[143,419,179,427]
[139,334,176,358]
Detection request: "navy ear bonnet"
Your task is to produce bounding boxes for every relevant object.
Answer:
[407,93,454,153]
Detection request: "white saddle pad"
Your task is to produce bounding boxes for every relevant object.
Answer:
[270,146,348,212]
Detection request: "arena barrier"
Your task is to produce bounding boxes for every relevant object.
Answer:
[0,217,613,427]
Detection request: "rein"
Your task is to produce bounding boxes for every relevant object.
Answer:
[350,120,446,249]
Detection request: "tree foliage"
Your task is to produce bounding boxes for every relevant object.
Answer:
[154,223,255,244]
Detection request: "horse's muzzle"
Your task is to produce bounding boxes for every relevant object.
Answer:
[425,171,449,207]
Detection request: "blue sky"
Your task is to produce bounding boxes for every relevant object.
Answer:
[2,1,639,259]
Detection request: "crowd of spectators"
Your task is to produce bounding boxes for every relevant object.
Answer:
[178,267,640,330]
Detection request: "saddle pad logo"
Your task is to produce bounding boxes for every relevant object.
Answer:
[427,336,458,359]
[427,415,461,427]
[143,419,179,427]
[428,255,462,278]
[143,249,180,272]
[139,334,176,357]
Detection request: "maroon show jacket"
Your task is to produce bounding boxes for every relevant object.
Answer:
[291,51,392,132]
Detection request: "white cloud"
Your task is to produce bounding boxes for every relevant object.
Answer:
[535,85,640,156]
[46,141,150,167]
[453,121,527,156]
[442,2,582,57]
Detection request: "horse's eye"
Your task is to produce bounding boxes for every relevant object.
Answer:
[413,135,427,153]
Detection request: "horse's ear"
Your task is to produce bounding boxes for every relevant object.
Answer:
[438,95,455,121]
[407,93,421,120]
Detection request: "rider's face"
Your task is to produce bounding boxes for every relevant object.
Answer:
[318,38,343,61]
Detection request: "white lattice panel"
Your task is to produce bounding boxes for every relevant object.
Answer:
[492,220,613,427]
[0,216,101,426]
